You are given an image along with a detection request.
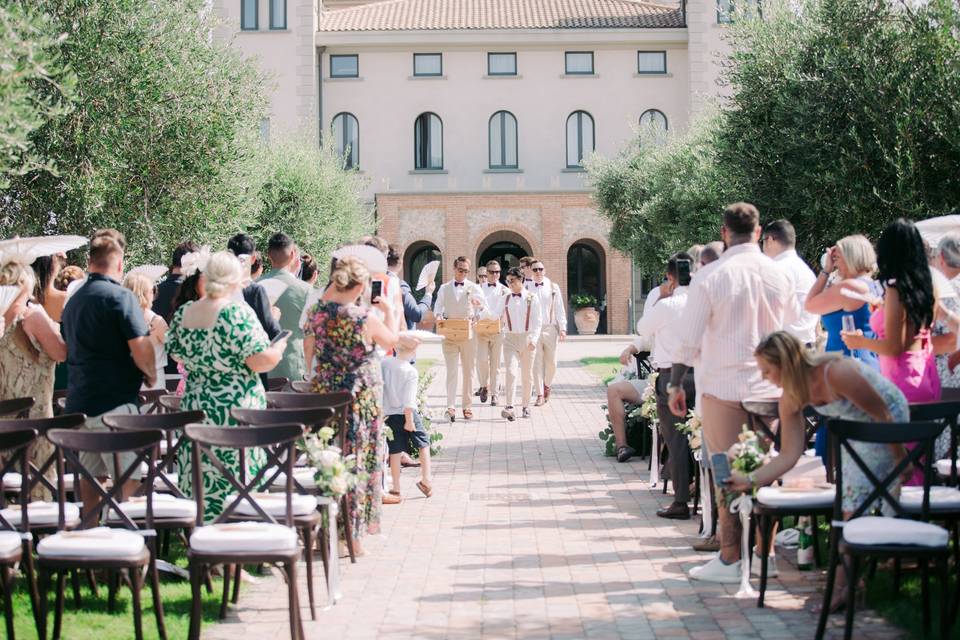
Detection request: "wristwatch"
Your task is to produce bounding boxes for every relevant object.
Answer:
[666,383,679,395]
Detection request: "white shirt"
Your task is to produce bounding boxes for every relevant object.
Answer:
[634,286,689,369]
[531,277,567,332]
[433,279,485,319]
[774,249,819,345]
[675,243,799,401]
[492,290,542,344]
[381,356,418,415]
[642,285,662,317]
[480,280,509,319]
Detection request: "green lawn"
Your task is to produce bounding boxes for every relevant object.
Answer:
[10,540,226,639]
[580,357,621,386]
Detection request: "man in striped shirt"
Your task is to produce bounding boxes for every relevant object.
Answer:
[667,202,799,583]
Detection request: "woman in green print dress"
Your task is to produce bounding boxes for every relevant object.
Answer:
[302,255,399,554]
[165,251,288,520]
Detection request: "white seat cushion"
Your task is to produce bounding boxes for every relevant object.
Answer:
[270,468,318,490]
[901,486,960,512]
[843,516,949,548]
[756,486,834,509]
[2,472,22,490]
[38,527,145,559]
[189,522,298,554]
[152,472,178,491]
[0,501,80,526]
[936,459,956,478]
[106,495,197,521]
[226,493,318,517]
[61,473,76,493]
[0,531,22,557]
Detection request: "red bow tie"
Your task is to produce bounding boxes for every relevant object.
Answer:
[535,282,543,287]
[454,282,464,287]
[511,293,522,297]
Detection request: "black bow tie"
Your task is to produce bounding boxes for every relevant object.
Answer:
[487,283,497,287]
[511,293,522,297]
[524,279,532,283]
[535,282,543,287]
[453,282,464,287]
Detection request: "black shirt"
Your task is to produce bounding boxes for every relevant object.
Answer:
[61,273,149,416]
[152,273,183,321]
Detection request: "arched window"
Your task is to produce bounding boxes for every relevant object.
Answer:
[639,109,668,131]
[414,112,443,170]
[566,111,595,169]
[331,112,359,169]
[404,242,442,301]
[567,241,606,334]
[488,111,518,169]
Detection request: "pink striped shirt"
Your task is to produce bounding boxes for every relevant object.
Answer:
[676,243,799,402]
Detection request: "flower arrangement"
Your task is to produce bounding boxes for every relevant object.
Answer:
[676,411,703,460]
[597,371,656,456]
[303,426,364,499]
[639,371,659,422]
[571,293,598,309]
[724,425,771,500]
[412,368,443,458]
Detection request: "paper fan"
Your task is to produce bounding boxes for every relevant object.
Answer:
[415,260,440,291]
[331,245,387,274]
[0,286,21,317]
[916,215,960,251]
[399,329,444,343]
[931,267,958,299]
[0,235,88,266]
[259,279,290,305]
[127,265,168,283]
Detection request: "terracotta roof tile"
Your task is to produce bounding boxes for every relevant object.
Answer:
[318,0,685,31]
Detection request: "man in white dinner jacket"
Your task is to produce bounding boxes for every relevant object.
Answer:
[476,260,508,405]
[530,260,566,405]
[434,256,485,422]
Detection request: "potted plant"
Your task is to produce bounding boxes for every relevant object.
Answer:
[571,293,600,335]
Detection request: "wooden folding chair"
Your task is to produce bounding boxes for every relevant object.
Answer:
[0,397,34,419]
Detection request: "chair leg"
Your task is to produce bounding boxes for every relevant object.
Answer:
[107,569,118,613]
[811,515,823,567]
[843,555,858,640]
[38,568,49,640]
[341,496,356,564]
[318,522,330,584]
[867,556,877,581]
[757,515,771,608]
[815,527,839,640]
[893,557,902,595]
[3,566,16,640]
[230,563,242,604]
[188,563,203,640]
[23,543,40,630]
[285,561,303,640]
[53,570,66,640]
[130,567,144,640]
[149,547,167,640]
[86,569,99,598]
[937,555,950,640]
[302,526,316,621]
[219,564,232,619]
[920,558,931,635]
[70,569,81,608]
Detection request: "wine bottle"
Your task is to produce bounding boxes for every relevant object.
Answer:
[797,516,814,570]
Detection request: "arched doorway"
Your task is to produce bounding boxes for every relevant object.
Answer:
[567,241,607,334]
[476,231,533,284]
[404,241,442,301]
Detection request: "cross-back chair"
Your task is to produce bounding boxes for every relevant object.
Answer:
[0,397,34,419]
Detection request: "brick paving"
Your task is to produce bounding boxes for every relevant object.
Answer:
[205,340,904,640]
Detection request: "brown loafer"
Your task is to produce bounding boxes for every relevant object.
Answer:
[479,387,488,403]
[656,503,690,520]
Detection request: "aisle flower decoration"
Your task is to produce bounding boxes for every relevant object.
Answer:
[676,411,703,460]
[725,425,772,598]
[303,426,364,499]
[639,371,659,421]
[727,425,770,499]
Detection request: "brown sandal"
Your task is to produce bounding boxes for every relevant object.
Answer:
[383,491,402,504]
[416,481,433,498]
[462,409,473,420]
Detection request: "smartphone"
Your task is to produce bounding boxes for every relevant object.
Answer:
[711,452,731,485]
[271,329,292,346]
[677,259,692,286]
[370,280,383,301]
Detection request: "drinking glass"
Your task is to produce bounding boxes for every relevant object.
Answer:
[841,315,858,359]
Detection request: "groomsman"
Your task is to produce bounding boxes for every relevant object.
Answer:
[520,256,536,289]
[477,260,508,405]
[531,260,566,405]
[434,256,485,422]
[495,267,542,421]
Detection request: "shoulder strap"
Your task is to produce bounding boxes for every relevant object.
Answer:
[525,298,532,331]
[504,297,513,332]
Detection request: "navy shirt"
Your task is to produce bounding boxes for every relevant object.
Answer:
[61,273,149,416]
[152,274,182,321]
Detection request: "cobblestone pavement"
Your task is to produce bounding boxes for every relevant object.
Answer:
[205,341,903,640]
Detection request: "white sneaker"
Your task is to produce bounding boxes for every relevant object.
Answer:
[688,555,742,584]
[751,551,778,578]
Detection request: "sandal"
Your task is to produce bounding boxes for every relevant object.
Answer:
[416,481,433,498]
[462,409,473,420]
[616,445,636,463]
[382,492,402,504]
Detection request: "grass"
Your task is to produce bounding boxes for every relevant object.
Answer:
[415,358,436,378]
[10,538,226,639]
[580,356,621,385]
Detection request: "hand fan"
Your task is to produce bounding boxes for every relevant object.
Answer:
[0,286,21,317]
[127,265,168,283]
[331,244,387,274]
[0,235,88,266]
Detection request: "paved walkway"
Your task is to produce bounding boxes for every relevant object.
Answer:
[206,342,903,640]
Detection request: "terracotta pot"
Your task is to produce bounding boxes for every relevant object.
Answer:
[573,307,600,335]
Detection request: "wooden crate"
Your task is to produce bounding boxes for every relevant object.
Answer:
[475,318,501,337]
[436,318,473,342]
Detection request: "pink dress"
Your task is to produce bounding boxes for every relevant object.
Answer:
[870,306,940,484]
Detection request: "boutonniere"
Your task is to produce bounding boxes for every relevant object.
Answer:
[525,292,535,302]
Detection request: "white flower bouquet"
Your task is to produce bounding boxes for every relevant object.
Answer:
[676,411,703,460]
[303,426,364,499]
[639,371,659,422]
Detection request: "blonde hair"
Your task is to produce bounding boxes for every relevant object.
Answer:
[754,331,840,406]
[55,266,84,292]
[203,251,244,298]
[0,261,36,296]
[330,256,369,292]
[836,234,876,277]
[122,273,154,309]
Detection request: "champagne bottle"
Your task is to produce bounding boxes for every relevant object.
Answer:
[797,516,814,571]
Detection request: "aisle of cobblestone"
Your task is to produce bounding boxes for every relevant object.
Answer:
[205,345,903,639]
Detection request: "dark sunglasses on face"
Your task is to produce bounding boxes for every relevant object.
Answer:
[456,268,470,274]
[532,267,544,272]
[488,270,501,274]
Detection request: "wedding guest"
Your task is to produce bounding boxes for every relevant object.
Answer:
[383,335,432,501]
[300,253,319,286]
[249,250,265,281]
[434,256,485,421]
[153,241,198,320]
[166,251,287,519]
[932,232,960,391]
[55,265,85,292]
[362,235,404,335]
[62,229,157,515]
[476,266,487,286]
[168,254,206,395]
[123,273,168,390]
[668,203,798,583]
[302,255,399,549]
[761,220,819,347]
[520,256,536,289]
[636,252,696,520]
[606,340,649,462]
[686,245,704,270]
[495,267,541,421]
[226,234,281,340]
[699,241,724,268]
[477,260,507,405]
[531,260,566,405]
[387,246,434,331]
[31,254,68,322]
[259,233,311,382]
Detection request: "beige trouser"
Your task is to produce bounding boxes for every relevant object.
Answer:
[502,333,533,408]
[442,337,477,409]
[700,394,752,561]
[533,325,559,395]
[476,333,504,394]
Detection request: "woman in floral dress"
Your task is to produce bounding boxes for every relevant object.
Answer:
[302,256,398,552]
[165,251,288,520]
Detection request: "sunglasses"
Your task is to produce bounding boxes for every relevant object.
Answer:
[532,267,544,272]
[456,268,470,274]
[488,270,501,274]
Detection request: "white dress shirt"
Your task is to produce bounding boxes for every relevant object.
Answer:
[480,281,509,319]
[493,290,542,344]
[634,286,689,369]
[675,243,799,401]
[642,285,662,317]
[381,356,418,415]
[531,277,567,332]
[774,249,819,345]
[434,279,485,319]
